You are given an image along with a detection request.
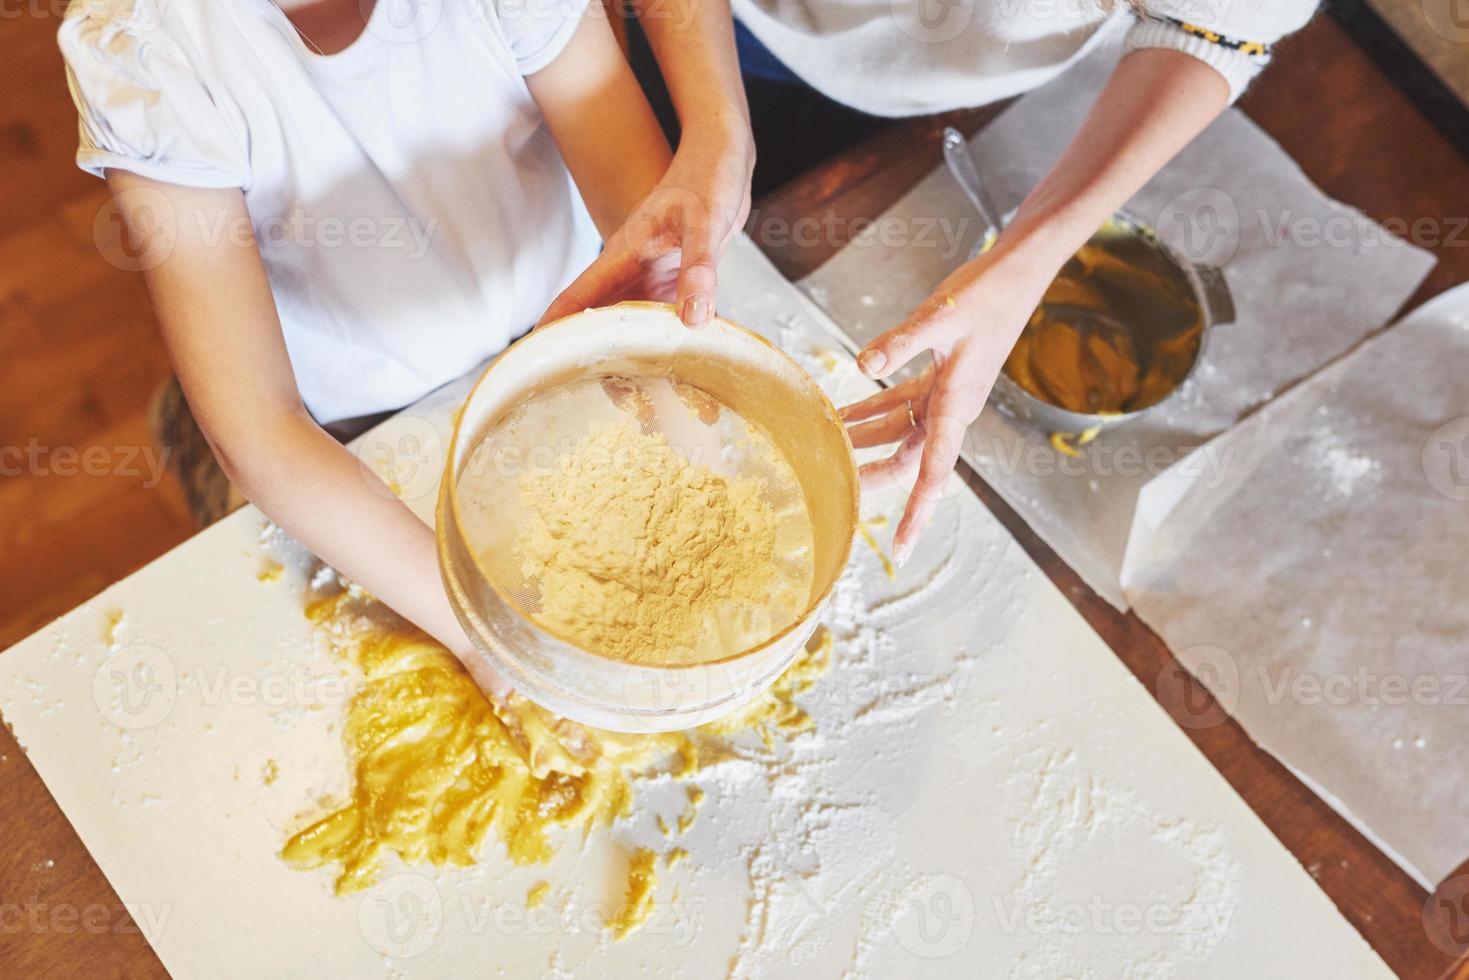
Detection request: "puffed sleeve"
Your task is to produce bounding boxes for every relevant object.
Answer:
[57,0,250,187]
[490,0,592,76]
[1128,0,1320,103]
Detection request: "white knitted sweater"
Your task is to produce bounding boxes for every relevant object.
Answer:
[732,0,1319,115]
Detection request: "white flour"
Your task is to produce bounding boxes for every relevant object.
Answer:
[1318,444,1381,496]
[998,742,1240,978]
[1304,421,1382,498]
[643,321,1244,978]
[677,539,1240,978]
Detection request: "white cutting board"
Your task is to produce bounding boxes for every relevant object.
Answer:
[0,238,1391,978]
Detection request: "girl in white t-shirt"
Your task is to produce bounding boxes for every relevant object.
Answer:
[60,0,754,693]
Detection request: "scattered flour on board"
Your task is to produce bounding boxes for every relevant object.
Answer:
[0,326,1253,977]
[1318,444,1381,496]
[669,320,1241,975]
[712,563,908,978]
[709,506,1014,978]
[1304,427,1382,498]
[997,741,1241,978]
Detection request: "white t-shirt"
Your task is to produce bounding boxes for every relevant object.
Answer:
[61,0,600,425]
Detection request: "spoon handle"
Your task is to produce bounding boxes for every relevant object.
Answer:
[942,126,1005,237]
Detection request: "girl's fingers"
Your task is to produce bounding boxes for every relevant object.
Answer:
[891,377,986,564]
[848,402,920,449]
[837,370,929,423]
[852,382,928,452]
[537,235,641,326]
[858,427,925,492]
[675,212,718,328]
[856,293,964,380]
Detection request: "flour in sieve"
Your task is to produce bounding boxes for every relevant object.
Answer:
[457,374,818,664]
[517,419,792,664]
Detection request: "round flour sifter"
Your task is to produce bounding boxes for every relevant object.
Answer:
[437,302,858,732]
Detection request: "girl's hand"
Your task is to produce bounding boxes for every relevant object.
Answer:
[840,248,1054,565]
[538,124,755,328]
[839,49,1232,567]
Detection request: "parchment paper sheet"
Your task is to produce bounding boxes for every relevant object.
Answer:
[1120,282,1469,889]
[798,35,1437,609]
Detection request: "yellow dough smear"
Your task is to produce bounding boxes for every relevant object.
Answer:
[516,420,787,665]
[855,517,896,581]
[674,785,705,836]
[609,848,659,940]
[704,627,832,749]
[280,590,830,904]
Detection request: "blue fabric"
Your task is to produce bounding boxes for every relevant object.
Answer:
[734,19,800,84]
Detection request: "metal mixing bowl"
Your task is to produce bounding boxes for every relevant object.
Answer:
[978,211,1236,436]
[436,302,859,732]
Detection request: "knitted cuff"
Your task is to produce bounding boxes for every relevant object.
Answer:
[1125,18,1269,103]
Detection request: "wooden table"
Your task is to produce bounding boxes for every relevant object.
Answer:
[2,12,1466,980]
[748,15,1469,980]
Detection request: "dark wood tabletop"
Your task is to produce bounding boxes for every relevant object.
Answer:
[748,14,1469,980]
[1,11,1466,980]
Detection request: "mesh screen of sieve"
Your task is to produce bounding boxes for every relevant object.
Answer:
[454,373,816,666]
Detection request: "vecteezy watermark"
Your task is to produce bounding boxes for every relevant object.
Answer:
[1420,0,1469,43]
[0,0,62,19]
[356,875,702,956]
[1422,416,1469,501]
[620,658,714,728]
[890,0,972,44]
[1259,211,1469,251]
[622,183,712,263]
[200,209,438,259]
[358,873,443,958]
[100,646,376,725]
[457,892,702,945]
[364,0,443,44]
[2,0,168,26]
[188,663,364,710]
[457,429,721,491]
[355,414,445,503]
[801,664,969,718]
[583,0,701,31]
[617,653,969,728]
[93,184,178,273]
[1154,645,1240,731]
[1156,643,1468,731]
[94,191,439,272]
[1256,666,1468,710]
[1156,187,1242,268]
[91,643,178,730]
[748,207,974,260]
[991,892,1234,939]
[0,440,170,487]
[0,900,172,943]
[894,874,976,958]
[1154,185,1469,263]
[92,645,374,729]
[967,434,1236,487]
[1424,874,1469,958]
